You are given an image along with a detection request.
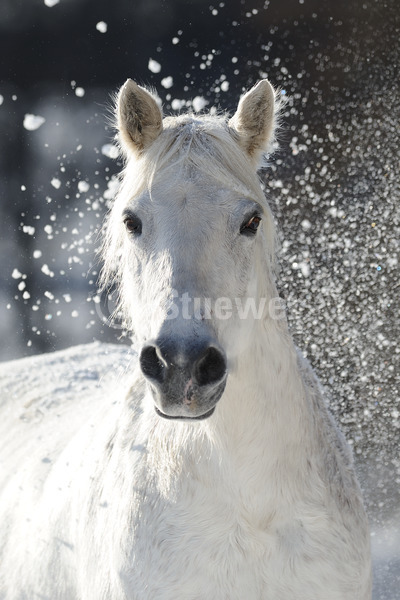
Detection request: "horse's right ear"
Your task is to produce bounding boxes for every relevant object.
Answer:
[116,79,163,157]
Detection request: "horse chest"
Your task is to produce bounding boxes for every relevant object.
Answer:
[122,484,350,600]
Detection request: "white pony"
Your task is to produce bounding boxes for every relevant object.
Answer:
[0,79,372,599]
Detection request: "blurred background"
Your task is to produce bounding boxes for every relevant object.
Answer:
[0,0,399,596]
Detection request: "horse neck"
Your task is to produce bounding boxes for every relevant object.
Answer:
[193,314,324,514]
[212,316,313,455]
[139,314,320,508]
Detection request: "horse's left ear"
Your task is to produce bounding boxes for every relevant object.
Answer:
[116,79,163,157]
[229,79,277,165]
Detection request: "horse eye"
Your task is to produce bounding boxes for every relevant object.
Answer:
[124,215,142,235]
[240,214,262,236]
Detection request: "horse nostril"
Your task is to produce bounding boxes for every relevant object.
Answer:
[140,345,165,384]
[194,347,227,387]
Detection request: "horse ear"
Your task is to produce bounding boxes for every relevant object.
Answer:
[229,79,277,165]
[116,79,163,156]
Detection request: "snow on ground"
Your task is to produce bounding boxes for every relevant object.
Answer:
[0,342,134,422]
[0,343,135,490]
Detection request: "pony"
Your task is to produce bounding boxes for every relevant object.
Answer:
[0,78,372,599]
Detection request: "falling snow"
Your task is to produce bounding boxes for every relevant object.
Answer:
[171,98,186,111]
[101,144,119,159]
[41,264,54,277]
[23,114,46,131]
[192,96,208,112]
[11,269,22,279]
[50,178,61,189]
[148,59,162,73]
[22,225,35,236]
[96,21,108,33]
[161,76,174,89]
[78,181,90,193]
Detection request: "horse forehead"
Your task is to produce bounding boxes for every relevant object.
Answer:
[151,177,234,217]
[147,181,233,262]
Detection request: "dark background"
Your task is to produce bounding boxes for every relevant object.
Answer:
[0,1,399,593]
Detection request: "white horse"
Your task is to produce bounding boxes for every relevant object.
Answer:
[0,79,372,599]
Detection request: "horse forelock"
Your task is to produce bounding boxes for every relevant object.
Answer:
[153,113,267,200]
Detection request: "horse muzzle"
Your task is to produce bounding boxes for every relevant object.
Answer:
[139,336,227,420]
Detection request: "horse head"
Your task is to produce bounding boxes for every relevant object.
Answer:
[102,79,279,420]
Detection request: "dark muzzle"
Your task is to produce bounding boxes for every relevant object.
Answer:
[140,337,227,420]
